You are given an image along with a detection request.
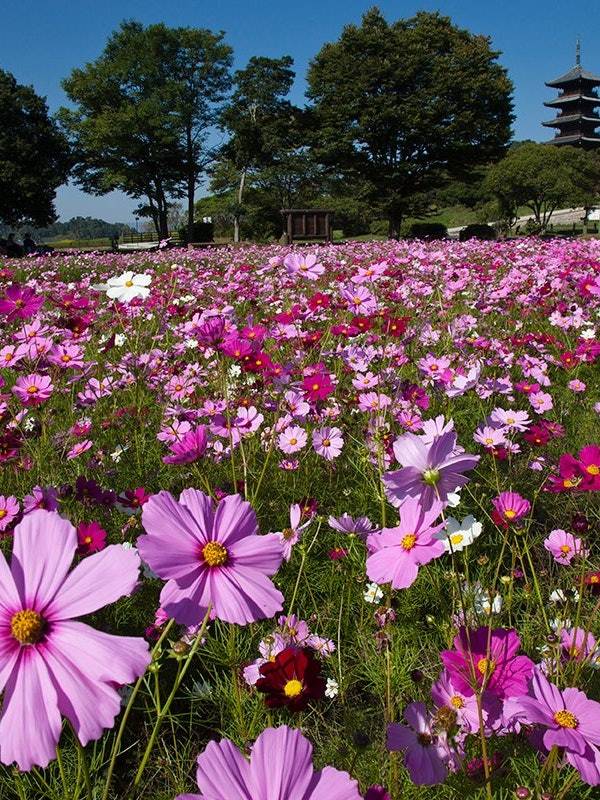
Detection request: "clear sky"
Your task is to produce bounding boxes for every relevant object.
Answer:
[1,0,598,224]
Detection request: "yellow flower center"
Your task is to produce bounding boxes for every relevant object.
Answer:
[450,695,464,709]
[553,710,578,729]
[401,534,417,551]
[202,541,228,567]
[504,509,516,519]
[11,609,44,644]
[125,280,134,287]
[423,468,440,486]
[282,528,295,541]
[559,545,571,554]
[283,679,303,698]
[61,354,71,362]
[507,418,515,424]
[84,536,92,545]
[450,533,464,545]
[477,657,496,676]
[586,464,599,476]
[289,437,297,445]
[27,385,39,394]
[0,509,6,519]
[322,439,331,447]
[311,383,320,391]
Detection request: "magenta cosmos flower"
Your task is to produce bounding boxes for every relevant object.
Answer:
[0,284,44,320]
[544,529,588,565]
[366,497,445,590]
[491,491,530,526]
[163,425,208,465]
[513,669,600,786]
[383,431,479,510]
[441,627,534,699]
[176,725,361,800]
[138,489,284,626]
[387,702,449,786]
[283,252,325,281]
[0,495,19,532]
[0,510,150,770]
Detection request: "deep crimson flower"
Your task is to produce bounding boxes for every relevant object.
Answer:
[0,284,44,320]
[118,487,151,510]
[384,316,409,337]
[560,351,579,369]
[584,572,600,594]
[307,292,331,311]
[524,424,550,446]
[256,647,325,711]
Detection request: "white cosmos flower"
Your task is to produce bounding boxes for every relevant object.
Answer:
[446,487,462,508]
[364,582,384,604]
[105,271,152,302]
[325,678,339,699]
[436,515,482,553]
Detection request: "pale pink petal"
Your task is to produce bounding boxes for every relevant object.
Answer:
[0,648,61,770]
[178,488,215,536]
[249,726,313,799]
[45,545,140,620]
[195,738,252,800]
[209,566,283,625]
[307,766,362,800]
[213,494,258,546]
[229,534,283,575]
[139,491,204,579]
[11,510,76,609]
[160,572,212,627]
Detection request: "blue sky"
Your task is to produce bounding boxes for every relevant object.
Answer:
[1,0,599,223]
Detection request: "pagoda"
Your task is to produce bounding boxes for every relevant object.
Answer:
[543,42,600,148]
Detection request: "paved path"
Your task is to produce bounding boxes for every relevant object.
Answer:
[447,207,588,238]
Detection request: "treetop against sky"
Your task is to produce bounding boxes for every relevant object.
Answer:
[1,0,599,221]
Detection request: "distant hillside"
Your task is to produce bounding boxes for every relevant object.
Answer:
[0,216,135,241]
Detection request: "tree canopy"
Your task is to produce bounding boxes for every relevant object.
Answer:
[0,70,70,228]
[60,21,232,238]
[306,7,514,237]
[484,143,600,231]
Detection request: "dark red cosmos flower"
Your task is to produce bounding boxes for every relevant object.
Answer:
[584,572,600,595]
[256,647,325,711]
[76,521,107,555]
[383,316,409,337]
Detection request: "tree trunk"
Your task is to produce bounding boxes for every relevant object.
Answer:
[186,127,195,244]
[234,168,247,244]
[388,215,402,240]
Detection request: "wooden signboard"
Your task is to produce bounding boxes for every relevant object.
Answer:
[281,209,334,243]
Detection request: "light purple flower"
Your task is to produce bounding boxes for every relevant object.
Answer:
[0,510,149,770]
[312,426,343,460]
[0,496,19,531]
[512,669,600,785]
[138,490,284,626]
[383,431,479,510]
[275,503,312,561]
[387,702,449,786]
[177,725,361,799]
[327,513,375,541]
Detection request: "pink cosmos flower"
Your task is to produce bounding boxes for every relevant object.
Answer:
[22,486,58,514]
[358,392,392,412]
[387,702,449,786]
[0,344,27,367]
[328,513,375,540]
[302,372,334,402]
[177,725,361,800]
[312,426,344,460]
[431,669,482,735]
[489,408,531,432]
[383,431,479,511]
[491,491,530,525]
[544,529,588,565]
[138,490,284,626]
[0,510,150,770]
[163,425,208,465]
[12,374,54,406]
[578,445,600,490]
[340,284,378,314]
[568,379,586,393]
[278,425,308,454]
[529,391,553,414]
[441,627,534,699]
[47,344,85,370]
[366,497,445,590]
[283,252,325,281]
[512,669,600,786]
[473,425,507,449]
[275,503,312,561]
[66,439,93,460]
[0,496,19,532]
[234,406,264,436]
[0,284,44,320]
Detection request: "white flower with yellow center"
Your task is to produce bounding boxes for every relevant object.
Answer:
[363,581,384,604]
[105,271,152,302]
[436,515,482,553]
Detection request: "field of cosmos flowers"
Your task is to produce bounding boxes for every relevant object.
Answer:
[0,238,599,800]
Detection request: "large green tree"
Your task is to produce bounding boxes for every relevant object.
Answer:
[0,70,70,227]
[484,143,600,232]
[213,56,321,240]
[60,21,232,239]
[306,7,514,237]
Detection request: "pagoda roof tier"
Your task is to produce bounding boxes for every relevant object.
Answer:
[546,65,600,87]
[544,93,600,107]
[542,113,600,127]
[546,133,600,145]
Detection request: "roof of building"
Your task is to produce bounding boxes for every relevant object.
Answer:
[546,65,600,87]
[542,113,600,127]
[545,93,600,107]
[546,132,600,145]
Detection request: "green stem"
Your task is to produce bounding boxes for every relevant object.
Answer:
[70,724,92,800]
[100,618,175,800]
[133,607,212,787]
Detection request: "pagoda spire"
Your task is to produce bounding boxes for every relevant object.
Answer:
[576,37,581,67]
